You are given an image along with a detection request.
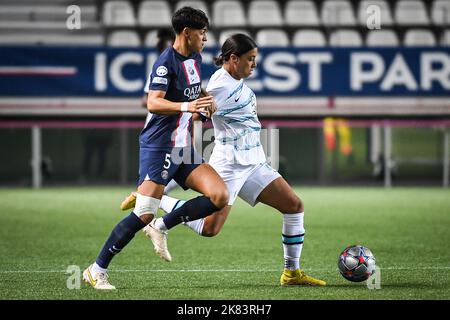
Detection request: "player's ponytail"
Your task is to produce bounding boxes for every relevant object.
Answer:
[214,54,225,66]
[214,33,257,67]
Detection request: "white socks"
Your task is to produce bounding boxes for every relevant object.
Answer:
[183,218,205,235]
[282,212,305,271]
[92,262,107,274]
[154,217,168,232]
[160,195,181,213]
[158,195,204,235]
[154,195,183,232]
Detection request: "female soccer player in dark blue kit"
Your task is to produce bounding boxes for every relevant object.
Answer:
[83,7,229,290]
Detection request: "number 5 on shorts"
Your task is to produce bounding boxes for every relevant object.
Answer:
[164,153,171,169]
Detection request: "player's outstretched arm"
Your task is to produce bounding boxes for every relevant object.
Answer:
[147,90,214,115]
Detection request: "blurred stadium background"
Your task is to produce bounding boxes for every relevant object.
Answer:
[1,0,450,301]
[0,0,449,188]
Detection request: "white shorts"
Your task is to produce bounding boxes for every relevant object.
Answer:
[210,161,281,207]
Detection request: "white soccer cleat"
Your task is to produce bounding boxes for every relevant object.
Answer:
[143,219,172,262]
[83,264,116,290]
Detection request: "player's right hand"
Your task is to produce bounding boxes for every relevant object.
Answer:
[188,96,214,114]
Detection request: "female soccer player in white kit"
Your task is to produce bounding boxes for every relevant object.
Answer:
[139,34,326,286]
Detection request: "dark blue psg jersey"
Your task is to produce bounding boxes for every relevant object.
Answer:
[140,46,203,149]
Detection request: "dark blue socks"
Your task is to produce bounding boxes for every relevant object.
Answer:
[96,212,146,269]
[162,196,220,230]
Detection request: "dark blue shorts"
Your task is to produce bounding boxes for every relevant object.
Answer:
[138,147,204,190]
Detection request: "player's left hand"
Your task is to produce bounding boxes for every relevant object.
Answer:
[198,90,216,118]
[202,98,217,118]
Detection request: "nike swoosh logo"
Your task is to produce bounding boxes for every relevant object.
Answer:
[234,89,243,102]
[87,269,97,286]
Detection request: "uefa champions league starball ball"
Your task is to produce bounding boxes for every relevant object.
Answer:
[338,245,376,282]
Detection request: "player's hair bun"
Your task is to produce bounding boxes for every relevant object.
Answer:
[214,54,225,66]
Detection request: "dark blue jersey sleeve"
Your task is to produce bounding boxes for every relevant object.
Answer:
[149,55,172,92]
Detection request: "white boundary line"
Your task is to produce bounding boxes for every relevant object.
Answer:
[0,266,449,274]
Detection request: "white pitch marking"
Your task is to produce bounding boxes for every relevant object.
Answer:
[0,266,449,274]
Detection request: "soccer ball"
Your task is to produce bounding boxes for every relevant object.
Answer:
[337,245,376,282]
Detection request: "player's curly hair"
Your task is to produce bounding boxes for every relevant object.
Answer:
[214,34,257,67]
[172,6,209,34]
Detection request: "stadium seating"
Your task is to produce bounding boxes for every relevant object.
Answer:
[36,6,96,23]
[395,0,430,26]
[431,0,450,25]
[0,5,97,23]
[0,4,99,31]
[329,29,363,47]
[0,33,104,46]
[366,29,400,47]
[108,30,141,47]
[404,28,437,46]
[219,29,252,44]
[441,29,450,46]
[138,1,172,27]
[103,1,136,26]
[357,0,394,26]
[321,0,357,26]
[248,0,283,27]
[256,29,290,47]
[284,1,320,26]
[0,3,97,22]
[144,29,160,47]
[292,29,327,47]
[0,0,447,48]
[212,0,246,27]
[0,5,33,22]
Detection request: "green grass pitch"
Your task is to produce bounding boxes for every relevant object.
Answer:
[0,186,449,300]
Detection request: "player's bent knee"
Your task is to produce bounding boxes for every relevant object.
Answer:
[202,225,222,237]
[202,229,220,237]
[133,193,161,219]
[285,196,304,214]
[210,188,229,209]
[294,196,304,213]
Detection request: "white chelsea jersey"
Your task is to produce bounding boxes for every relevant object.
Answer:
[206,67,266,165]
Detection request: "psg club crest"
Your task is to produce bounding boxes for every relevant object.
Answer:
[182,59,200,85]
